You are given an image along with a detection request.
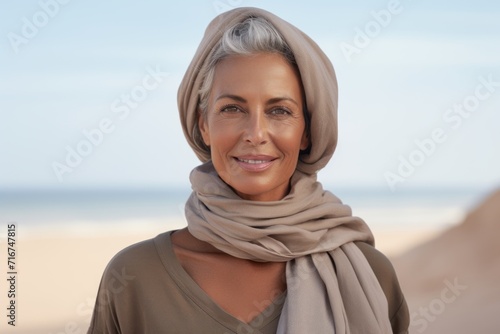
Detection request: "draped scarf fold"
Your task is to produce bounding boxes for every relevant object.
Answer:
[185,162,393,334]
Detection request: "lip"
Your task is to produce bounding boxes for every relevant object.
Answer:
[233,155,277,172]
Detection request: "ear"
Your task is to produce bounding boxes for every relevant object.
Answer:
[300,130,309,151]
[198,109,210,146]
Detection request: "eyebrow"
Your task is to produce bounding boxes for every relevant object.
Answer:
[215,94,300,107]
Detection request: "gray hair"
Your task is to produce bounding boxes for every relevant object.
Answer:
[198,16,298,114]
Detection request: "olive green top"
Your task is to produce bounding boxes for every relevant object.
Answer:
[87,231,409,334]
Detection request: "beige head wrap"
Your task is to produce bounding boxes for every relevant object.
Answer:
[178,7,337,175]
[179,7,394,334]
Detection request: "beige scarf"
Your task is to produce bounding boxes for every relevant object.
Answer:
[185,162,393,333]
[178,7,393,333]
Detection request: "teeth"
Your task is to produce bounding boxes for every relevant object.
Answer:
[238,158,269,164]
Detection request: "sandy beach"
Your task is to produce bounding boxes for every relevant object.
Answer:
[1,191,497,333]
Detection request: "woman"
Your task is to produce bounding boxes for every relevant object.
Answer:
[88,7,409,334]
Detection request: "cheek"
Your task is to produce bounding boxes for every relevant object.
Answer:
[271,123,306,153]
[207,121,237,153]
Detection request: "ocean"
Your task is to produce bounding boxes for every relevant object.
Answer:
[0,186,491,237]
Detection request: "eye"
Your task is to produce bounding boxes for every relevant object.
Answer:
[269,107,292,116]
[219,105,242,113]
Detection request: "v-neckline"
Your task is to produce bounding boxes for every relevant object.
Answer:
[154,231,286,330]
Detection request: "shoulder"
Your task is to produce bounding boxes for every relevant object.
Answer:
[354,241,410,334]
[100,231,172,282]
[105,237,156,271]
[354,242,397,290]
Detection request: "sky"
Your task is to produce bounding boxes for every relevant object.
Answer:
[0,0,499,194]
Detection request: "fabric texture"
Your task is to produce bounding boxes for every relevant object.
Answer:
[87,232,409,334]
[178,7,338,175]
[186,162,393,334]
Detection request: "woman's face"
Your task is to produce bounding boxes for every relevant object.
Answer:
[199,53,308,201]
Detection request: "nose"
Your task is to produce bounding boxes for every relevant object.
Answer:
[243,111,268,146]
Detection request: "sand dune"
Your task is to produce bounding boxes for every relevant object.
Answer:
[393,189,500,334]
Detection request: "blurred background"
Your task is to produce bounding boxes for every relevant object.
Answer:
[0,1,499,333]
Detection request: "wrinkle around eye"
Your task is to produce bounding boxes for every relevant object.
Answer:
[267,106,304,121]
[268,107,292,116]
[219,104,245,114]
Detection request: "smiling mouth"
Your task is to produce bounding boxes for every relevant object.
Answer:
[236,158,273,164]
[234,156,277,171]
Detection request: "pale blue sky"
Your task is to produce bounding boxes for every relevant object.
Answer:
[1,0,499,193]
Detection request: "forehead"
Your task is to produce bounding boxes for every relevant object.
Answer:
[210,53,303,100]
